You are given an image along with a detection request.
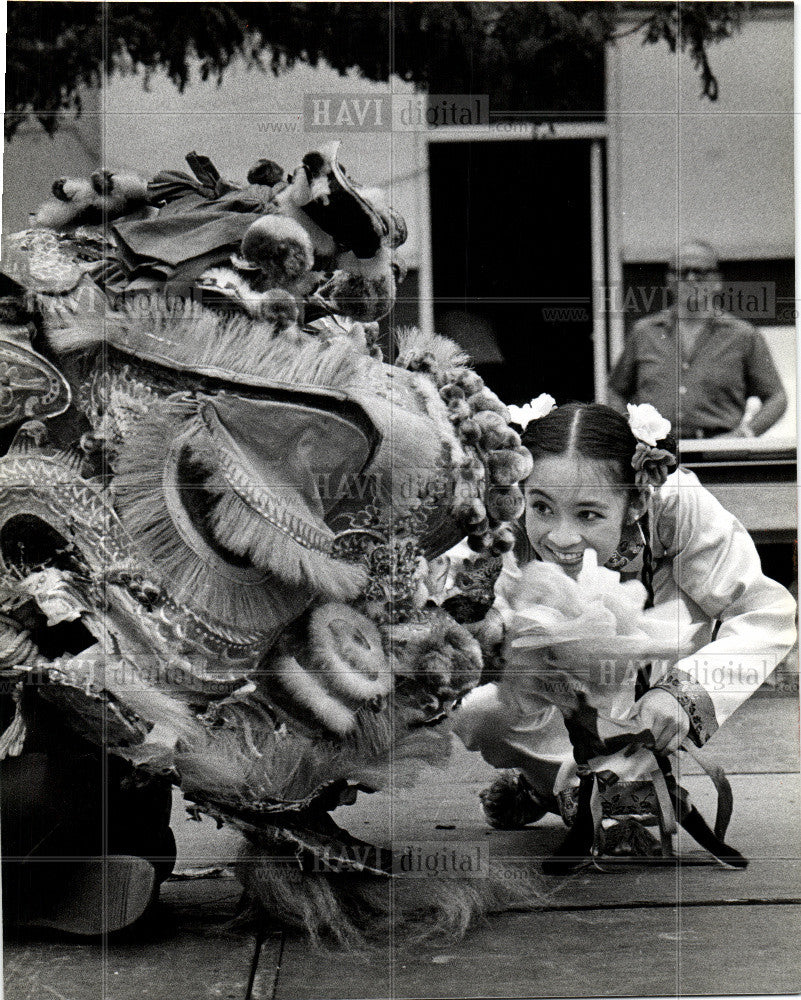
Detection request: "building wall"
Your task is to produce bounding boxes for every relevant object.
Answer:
[102,61,425,267]
[4,13,791,283]
[2,90,102,234]
[609,10,793,262]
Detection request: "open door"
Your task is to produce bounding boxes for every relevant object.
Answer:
[428,138,597,406]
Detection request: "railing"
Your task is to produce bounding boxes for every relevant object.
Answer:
[679,436,796,542]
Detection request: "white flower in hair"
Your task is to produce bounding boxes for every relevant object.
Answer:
[626,403,671,447]
[508,394,557,429]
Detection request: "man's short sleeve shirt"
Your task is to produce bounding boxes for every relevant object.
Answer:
[608,309,783,436]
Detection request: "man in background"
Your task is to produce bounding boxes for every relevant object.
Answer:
[608,241,786,439]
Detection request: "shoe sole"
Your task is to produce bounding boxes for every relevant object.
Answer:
[12,856,157,935]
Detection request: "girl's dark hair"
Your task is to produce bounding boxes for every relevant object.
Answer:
[521,403,638,488]
[519,403,675,609]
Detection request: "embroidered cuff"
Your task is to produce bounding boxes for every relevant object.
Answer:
[652,668,719,747]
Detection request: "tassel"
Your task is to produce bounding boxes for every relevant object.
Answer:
[0,615,39,668]
[588,772,605,858]
[208,488,366,602]
[0,682,26,759]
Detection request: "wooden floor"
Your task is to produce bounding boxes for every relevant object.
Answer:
[5,694,800,1000]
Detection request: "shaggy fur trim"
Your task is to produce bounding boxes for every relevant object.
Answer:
[199,268,303,328]
[112,399,311,632]
[266,653,358,737]
[46,294,364,389]
[237,215,314,285]
[306,603,392,706]
[324,271,395,323]
[395,327,470,379]
[236,837,545,950]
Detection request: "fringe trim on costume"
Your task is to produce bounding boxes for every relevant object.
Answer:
[112,399,309,633]
[103,664,205,757]
[177,695,453,808]
[0,683,26,759]
[207,486,367,601]
[106,666,270,798]
[340,715,455,792]
[255,708,456,804]
[45,295,366,390]
[236,839,544,951]
[394,327,471,379]
[107,658,455,807]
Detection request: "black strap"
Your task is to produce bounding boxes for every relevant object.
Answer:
[634,661,652,702]
[656,756,747,869]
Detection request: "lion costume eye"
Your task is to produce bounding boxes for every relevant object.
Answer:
[261,603,392,737]
[308,603,391,706]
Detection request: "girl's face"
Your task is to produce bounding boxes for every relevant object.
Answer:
[524,452,630,578]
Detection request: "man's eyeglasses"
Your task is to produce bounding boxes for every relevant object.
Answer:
[669,266,719,281]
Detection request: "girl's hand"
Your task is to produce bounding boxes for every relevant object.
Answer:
[632,688,690,753]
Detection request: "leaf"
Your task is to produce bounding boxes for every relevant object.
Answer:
[6,3,740,140]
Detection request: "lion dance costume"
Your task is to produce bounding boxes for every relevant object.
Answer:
[0,145,536,945]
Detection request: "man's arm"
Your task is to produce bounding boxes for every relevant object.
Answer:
[607,327,639,408]
[739,329,788,436]
[737,388,787,436]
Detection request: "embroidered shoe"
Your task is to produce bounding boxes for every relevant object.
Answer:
[479,771,553,829]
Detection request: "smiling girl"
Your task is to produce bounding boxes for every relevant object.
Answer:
[454,399,796,867]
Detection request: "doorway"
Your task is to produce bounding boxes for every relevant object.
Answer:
[428,138,597,406]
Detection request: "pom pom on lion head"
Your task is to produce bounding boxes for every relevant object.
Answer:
[28,141,407,331]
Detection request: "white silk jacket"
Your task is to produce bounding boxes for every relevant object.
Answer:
[647,467,796,737]
[487,467,797,748]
